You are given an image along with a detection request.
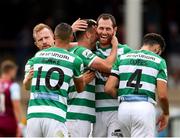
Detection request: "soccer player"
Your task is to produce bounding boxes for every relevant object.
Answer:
[23,23,55,90]
[26,23,85,137]
[92,13,132,137]
[105,33,169,137]
[0,60,23,137]
[23,21,88,90]
[66,19,118,137]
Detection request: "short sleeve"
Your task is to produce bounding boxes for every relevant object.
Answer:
[123,44,133,54]
[10,83,21,100]
[111,56,121,78]
[73,56,84,78]
[75,47,97,67]
[157,59,168,83]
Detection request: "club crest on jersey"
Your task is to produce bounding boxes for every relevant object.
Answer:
[82,49,94,59]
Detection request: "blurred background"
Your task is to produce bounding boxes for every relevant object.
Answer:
[0,0,180,136]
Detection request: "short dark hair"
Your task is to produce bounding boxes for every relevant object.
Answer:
[143,33,166,52]
[0,60,17,74]
[54,23,73,42]
[97,13,116,28]
[75,19,97,41]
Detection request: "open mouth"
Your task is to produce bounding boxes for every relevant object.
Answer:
[100,35,108,41]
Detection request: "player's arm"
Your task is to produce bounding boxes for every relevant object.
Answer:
[105,75,119,98]
[23,67,34,90]
[10,83,24,136]
[23,58,34,90]
[73,57,85,93]
[90,36,118,73]
[105,58,120,97]
[73,76,85,93]
[156,60,169,132]
[104,35,118,65]
[90,57,111,73]
[156,80,169,132]
[74,47,110,73]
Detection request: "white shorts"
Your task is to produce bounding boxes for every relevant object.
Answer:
[117,101,156,137]
[26,118,68,137]
[92,111,121,137]
[66,120,91,137]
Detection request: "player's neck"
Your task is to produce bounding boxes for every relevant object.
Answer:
[55,40,70,50]
[140,45,150,51]
[1,74,11,81]
[99,43,111,48]
[78,41,91,50]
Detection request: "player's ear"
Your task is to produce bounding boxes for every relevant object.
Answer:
[112,27,117,36]
[85,32,91,39]
[154,48,158,54]
[95,26,97,32]
[114,27,117,33]
[70,34,74,42]
[153,45,161,55]
[156,47,162,55]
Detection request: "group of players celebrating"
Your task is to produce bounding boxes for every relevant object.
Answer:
[23,13,169,137]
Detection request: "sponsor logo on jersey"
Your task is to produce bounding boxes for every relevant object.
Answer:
[111,129,123,137]
[33,92,59,101]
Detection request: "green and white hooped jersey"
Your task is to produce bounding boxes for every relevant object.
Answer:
[26,47,84,123]
[95,42,132,112]
[24,45,56,78]
[67,46,97,123]
[111,50,168,103]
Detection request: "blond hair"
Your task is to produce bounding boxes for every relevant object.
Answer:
[33,23,53,40]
